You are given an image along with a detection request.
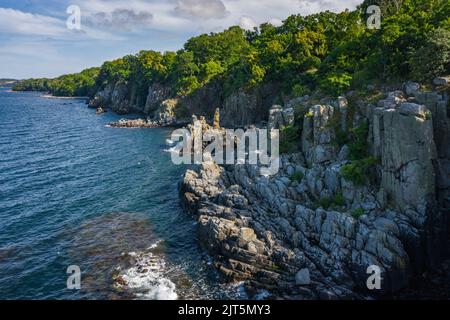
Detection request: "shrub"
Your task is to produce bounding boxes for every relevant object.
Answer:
[351,208,365,219]
[340,157,378,186]
[332,192,345,207]
[305,109,314,118]
[319,197,332,210]
[279,125,301,154]
[348,123,369,160]
[290,172,304,182]
[319,72,352,96]
[291,84,310,97]
[318,193,346,210]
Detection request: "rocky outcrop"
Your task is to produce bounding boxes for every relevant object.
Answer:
[301,105,338,166]
[88,83,130,114]
[144,83,171,115]
[108,118,158,128]
[89,78,281,129]
[181,157,411,299]
[89,82,146,115]
[96,107,106,115]
[268,105,295,130]
[372,102,436,211]
[152,99,178,126]
[179,83,450,299]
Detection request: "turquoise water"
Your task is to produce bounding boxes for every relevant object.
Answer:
[0,88,241,300]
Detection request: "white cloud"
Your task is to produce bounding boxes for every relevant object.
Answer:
[268,18,283,27]
[174,0,229,19]
[239,16,257,30]
[85,8,154,31]
[0,7,124,40]
[73,0,361,35]
[0,1,362,38]
[0,8,67,36]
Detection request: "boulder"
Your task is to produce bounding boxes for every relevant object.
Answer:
[268,105,295,130]
[403,81,421,96]
[295,268,311,286]
[433,76,450,86]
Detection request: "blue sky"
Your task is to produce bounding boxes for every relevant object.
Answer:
[0,0,360,79]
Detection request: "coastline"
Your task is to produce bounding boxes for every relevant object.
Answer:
[178,85,450,299]
[41,93,90,100]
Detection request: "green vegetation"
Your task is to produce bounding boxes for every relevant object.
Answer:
[351,208,365,218]
[319,197,332,210]
[332,192,346,207]
[279,125,301,154]
[340,157,378,185]
[348,123,370,160]
[318,192,346,210]
[410,28,450,82]
[290,172,304,183]
[13,68,100,97]
[13,0,449,109]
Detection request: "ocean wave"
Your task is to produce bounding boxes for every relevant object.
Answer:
[114,243,178,300]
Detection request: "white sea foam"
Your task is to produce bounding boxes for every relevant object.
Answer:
[115,243,178,300]
[163,146,179,154]
[147,240,163,250]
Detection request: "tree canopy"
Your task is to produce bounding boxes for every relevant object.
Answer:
[14,0,450,101]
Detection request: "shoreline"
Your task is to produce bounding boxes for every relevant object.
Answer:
[41,94,89,100]
[178,86,450,299]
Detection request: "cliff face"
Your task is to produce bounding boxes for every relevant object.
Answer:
[88,82,148,115]
[179,80,450,299]
[89,80,280,128]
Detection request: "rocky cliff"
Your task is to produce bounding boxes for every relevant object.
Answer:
[89,80,280,128]
[179,79,450,299]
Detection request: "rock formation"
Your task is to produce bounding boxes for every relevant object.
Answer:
[179,81,450,299]
[108,118,158,128]
[213,108,220,129]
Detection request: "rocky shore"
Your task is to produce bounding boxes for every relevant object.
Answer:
[179,79,450,299]
[108,118,159,128]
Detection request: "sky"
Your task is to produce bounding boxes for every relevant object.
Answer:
[0,0,361,79]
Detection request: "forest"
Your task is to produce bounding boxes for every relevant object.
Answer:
[13,0,450,106]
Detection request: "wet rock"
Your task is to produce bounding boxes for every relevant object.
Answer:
[96,107,106,114]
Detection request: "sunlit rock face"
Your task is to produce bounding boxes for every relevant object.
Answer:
[179,85,450,299]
